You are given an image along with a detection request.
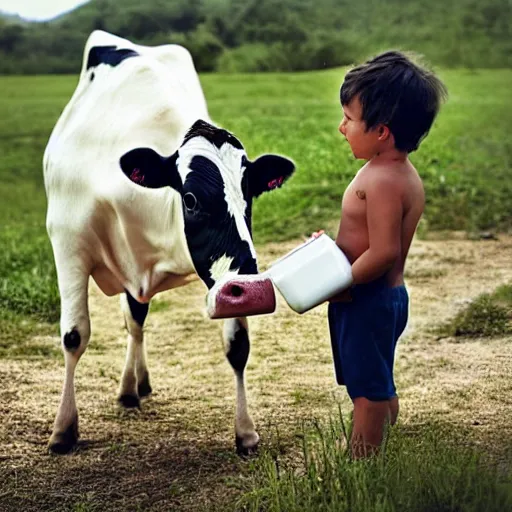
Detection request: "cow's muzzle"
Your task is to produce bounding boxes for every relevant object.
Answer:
[206,273,276,319]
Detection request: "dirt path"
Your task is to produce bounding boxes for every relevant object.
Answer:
[1,235,511,511]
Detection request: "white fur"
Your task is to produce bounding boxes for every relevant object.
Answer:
[210,255,235,282]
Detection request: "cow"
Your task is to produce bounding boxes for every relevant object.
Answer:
[43,30,295,455]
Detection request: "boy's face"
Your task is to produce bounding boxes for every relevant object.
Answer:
[339,96,381,160]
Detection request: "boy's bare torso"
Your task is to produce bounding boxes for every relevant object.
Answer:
[336,158,425,287]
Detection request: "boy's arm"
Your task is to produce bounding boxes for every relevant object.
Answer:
[351,177,402,284]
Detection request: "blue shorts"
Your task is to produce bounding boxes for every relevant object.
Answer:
[328,276,409,401]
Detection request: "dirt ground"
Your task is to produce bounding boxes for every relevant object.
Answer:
[1,234,511,511]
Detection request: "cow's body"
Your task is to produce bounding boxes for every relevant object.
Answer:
[45,31,204,300]
[43,31,294,454]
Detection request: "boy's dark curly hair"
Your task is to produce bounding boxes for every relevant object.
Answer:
[340,51,447,153]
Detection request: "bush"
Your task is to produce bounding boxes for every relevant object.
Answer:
[217,35,355,73]
[217,43,281,73]
[439,286,512,338]
[170,24,224,72]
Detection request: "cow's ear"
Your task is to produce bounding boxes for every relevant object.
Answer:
[247,154,295,198]
[120,148,182,191]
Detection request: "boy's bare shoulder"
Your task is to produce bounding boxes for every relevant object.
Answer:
[355,159,424,207]
[357,159,405,189]
[365,159,422,185]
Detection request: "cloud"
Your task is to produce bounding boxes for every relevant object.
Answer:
[0,0,89,21]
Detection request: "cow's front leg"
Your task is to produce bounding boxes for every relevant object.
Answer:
[49,250,91,454]
[118,292,151,408]
[223,318,259,454]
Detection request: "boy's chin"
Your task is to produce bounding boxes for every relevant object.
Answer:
[352,147,375,160]
[352,150,367,160]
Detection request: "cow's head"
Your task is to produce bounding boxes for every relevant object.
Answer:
[120,119,295,289]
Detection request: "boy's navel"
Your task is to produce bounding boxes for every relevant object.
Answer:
[356,189,366,200]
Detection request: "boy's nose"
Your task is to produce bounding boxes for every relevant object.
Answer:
[339,121,346,135]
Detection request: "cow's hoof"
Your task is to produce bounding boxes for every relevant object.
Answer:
[118,394,140,409]
[48,419,79,455]
[137,373,152,398]
[236,432,260,456]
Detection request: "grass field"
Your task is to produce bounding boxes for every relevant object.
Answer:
[1,234,512,511]
[1,69,512,510]
[1,68,511,338]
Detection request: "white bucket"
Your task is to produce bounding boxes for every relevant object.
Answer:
[266,234,353,314]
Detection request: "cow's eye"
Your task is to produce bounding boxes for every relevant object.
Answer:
[183,192,198,211]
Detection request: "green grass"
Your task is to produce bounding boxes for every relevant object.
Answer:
[0,309,58,358]
[0,69,511,341]
[438,283,512,338]
[236,413,512,512]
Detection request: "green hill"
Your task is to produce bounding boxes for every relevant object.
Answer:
[0,10,30,25]
[0,0,510,74]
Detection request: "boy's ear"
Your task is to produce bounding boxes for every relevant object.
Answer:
[377,124,391,141]
[246,154,295,198]
[120,148,182,191]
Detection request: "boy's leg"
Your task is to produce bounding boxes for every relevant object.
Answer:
[389,395,399,425]
[329,284,407,458]
[350,396,399,458]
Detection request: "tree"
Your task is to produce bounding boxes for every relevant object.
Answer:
[0,22,24,52]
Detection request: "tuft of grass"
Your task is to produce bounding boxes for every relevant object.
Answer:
[0,309,59,358]
[72,503,97,512]
[289,388,332,406]
[493,284,512,303]
[236,411,512,512]
[439,284,512,338]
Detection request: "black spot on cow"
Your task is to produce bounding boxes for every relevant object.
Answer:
[63,329,81,350]
[186,155,225,212]
[189,155,222,177]
[137,371,152,398]
[126,290,149,327]
[227,326,250,374]
[183,119,244,150]
[87,45,139,70]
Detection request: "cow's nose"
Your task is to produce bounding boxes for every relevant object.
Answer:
[207,274,276,319]
[229,283,243,297]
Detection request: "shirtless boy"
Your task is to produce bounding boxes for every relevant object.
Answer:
[324,51,447,458]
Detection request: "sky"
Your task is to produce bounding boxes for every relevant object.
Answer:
[0,0,89,21]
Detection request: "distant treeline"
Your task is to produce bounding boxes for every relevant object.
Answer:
[0,0,510,74]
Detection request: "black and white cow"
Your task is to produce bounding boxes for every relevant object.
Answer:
[43,31,294,455]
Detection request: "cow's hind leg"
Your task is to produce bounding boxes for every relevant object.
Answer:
[118,292,151,408]
[223,318,259,454]
[49,251,91,454]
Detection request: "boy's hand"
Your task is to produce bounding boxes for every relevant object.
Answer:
[329,288,352,303]
[303,230,324,242]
